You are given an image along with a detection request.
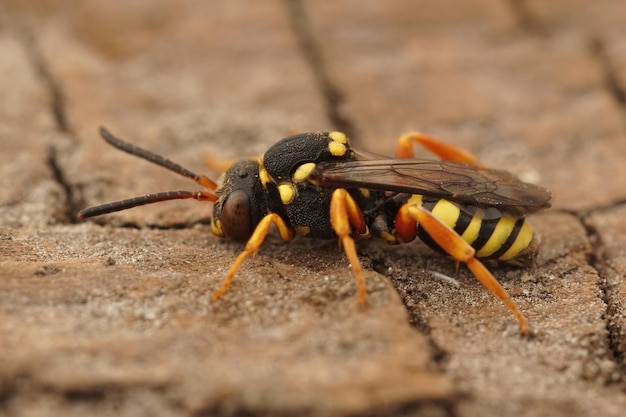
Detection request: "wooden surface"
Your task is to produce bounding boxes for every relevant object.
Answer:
[1,1,626,416]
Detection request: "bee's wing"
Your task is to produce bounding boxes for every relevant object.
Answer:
[313,159,552,216]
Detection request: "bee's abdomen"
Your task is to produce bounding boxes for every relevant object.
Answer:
[413,196,536,264]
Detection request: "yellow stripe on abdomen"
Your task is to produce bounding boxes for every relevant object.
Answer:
[460,213,482,245]
[498,220,534,261]
[408,195,535,264]
[430,199,461,229]
[475,216,517,258]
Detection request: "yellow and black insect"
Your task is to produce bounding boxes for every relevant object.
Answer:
[78,128,551,335]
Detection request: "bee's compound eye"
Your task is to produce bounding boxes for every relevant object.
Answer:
[220,189,252,242]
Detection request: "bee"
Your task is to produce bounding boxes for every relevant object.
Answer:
[78,128,551,335]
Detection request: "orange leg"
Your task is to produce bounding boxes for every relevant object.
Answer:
[211,213,294,301]
[203,152,236,172]
[330,189,371,305]
[395,132,483,167]
[395,203,530,336]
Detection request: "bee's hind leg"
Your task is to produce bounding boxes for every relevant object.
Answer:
[395,132,483,167]
[395,202,531,336]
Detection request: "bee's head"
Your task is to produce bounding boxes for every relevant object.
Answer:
[211,159,269,242]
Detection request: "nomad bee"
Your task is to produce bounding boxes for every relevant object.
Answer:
[79,128,551,335]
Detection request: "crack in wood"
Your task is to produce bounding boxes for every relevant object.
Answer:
[18,25,73,134]
[47,145,81,224]
[500,0,626,381]
[282,0,358,141]
[14,24,81,224]
[553,200,626,384]
[369,256,450,372]
[589,37,626,124]
[504,0,549,36]
[581,209,626,383]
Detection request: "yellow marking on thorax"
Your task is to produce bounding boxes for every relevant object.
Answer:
[259,165,272,187]
[329,141,347,156]
[293,162,316,182]
[329,131,348,143]
[278,182,296,204]
[476,216,517,258]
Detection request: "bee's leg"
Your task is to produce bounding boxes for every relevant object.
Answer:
[203,153,236,172]
[330,189,371,305]
[395,132,483,167]
[211,213,294,301]
[395,203,530,336]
